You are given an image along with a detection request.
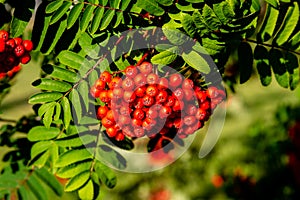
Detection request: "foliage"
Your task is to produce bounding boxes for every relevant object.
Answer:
[0,0,299,199]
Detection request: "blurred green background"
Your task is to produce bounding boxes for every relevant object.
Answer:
[1,57,300,199]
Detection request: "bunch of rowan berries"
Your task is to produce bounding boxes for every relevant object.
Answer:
[0,30,33,80]
[90,61,225,142]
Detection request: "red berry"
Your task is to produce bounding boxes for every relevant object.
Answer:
[142,118,156,131]
[106,110,115,121]
[207,86,220,99]
[196,90,207,103]
[123,90,136,103]
[173,100,183,112]
[201,101,211,111]
[107,90,113,100]
[115,132,125,141]
[138,61,153,75]
[183,89,195,101]
[132,118,143,127]
[94,79,106,90]
[165,96,176,107]
[99,91,110,103]
[0,39,5,53]
[142,95,155,107]
[119,106,131,115]
[186,104,198,116]
[182,79,194,90]
[134,73,146,87]
[22,40,33,52]
[125,65,138,78]
[146,108,158,119]
[112,87,123,99]
[20,53,31,64]
[165,119,173,129]
[5,39,15,49]
[97,106,109,119]
[102,117,115,128]
[133,108,145,120]
[173,88,184,100]
[106,127,118,137]
[159,106,172,118]
[90,86,101,98]
[146,73,159,85]
[158,77,169,90]
[109,77,121,89]
[0,30,9,41]
[135,85,146,97]
[13,38,22,45]
[134,97,144,109]
[156,90,168,103]
[173,118,183,129]
[183,115,196,126]
[122,78,135,91]
[99,71,112,83]
[169,73,182,88]
[196,108,208,121]
[5,54,17,66]
[146,85,159,97]
[134,127,145,137]
[118,115,131,126]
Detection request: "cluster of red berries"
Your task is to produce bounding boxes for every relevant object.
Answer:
[0,30,33,80]
[90,61,225,142]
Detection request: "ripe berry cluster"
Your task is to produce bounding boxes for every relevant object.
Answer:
[90,61,225,142]
[0,30,33,80]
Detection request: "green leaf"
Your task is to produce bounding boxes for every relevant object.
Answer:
[202,4,222,30]
[54,102,62,121]
[69,89,82,122]
[257,4,279,42]
[80,5,96,32]
[55,149,93,167]
[285,52,299,90]
[120,0,131,10]
[65,171,90,192]
[256,60,272,86]
[274,2,299,46]
[78,81,90,112]
[79,116,99,125]
[56,161,91,179]
[27,175,47,200]
[32,150,50,167]
[42,65,80,83]
[38,102,56,116]
[51,1,71,24]
[100,10,115,30]
[91,7,105,34]
[57,50,86,70]
[46,0,63,14]
[157,0,173,6]
[238,42,253,84]
[254,45,271,86]
[151,46,179,65]
[32,78,72,92]
[94,161,117,189]
[265,0,279,8]
[78,32,100,59]
[213,1,235,24]
[28,126,60,142]
[182,51,210,74]
[35,168,64,196]
[43,18,68,55]
[269,49,289,88]
[113,12,124,28]
[32,2,51,51]
[182,14,196,37]
[78,180,94,200]
[43,105,55,128]
[17,186,29,200]
[61,97,72,129]
[162,28,187,45]
[136,0,165,16]
[31,141,52,160]
[201,38,225,55]
[67,3,84,29]
[288,31,300,50]
[55,134,83,147]
[111,0,121,8]
[176,3,195,12]
[10,17,29,38]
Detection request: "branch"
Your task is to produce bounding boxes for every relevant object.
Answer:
[245,38,300,56]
